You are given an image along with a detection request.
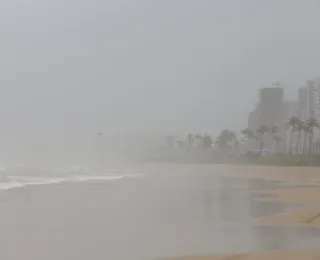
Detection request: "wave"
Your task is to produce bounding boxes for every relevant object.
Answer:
[0,173,144,191]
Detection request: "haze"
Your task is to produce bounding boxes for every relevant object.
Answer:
[0,0,319,165]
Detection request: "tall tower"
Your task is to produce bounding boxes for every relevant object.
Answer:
[298,87,308,121]
[306,79,320,151]
[246,87,286,152]
[258,87,285,127]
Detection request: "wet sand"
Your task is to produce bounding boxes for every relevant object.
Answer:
[1,164,320,259]
[157,164,320,260]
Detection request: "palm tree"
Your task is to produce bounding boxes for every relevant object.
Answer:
[241,128,255,152]
[176,140,185,152]
[234,138,240,157]
[202,135,213,151]
[274,136,282,154]
[217,129,236,152]
[193,134,204,151]
[286,116,300,154]
[214,138,220,151]
[270,126,278,154]
[191,134,213,152]
[294,119,304,154]
[301,122,309,154]
[186,133,194,152]
[305,118,320,154]
[257,125,269,154]
[228,131,237,153]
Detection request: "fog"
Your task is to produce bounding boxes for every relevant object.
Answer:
[0,0,320,165]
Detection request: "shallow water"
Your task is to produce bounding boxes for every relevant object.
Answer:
[0,164,319,260]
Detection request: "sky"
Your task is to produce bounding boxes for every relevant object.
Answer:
[0,0,320,163]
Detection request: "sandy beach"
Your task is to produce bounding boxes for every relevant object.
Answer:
[1,164,320,260]
[158,164,320,260]
[221,165,320,226]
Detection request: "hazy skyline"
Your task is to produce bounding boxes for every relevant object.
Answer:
[1,0,320,162]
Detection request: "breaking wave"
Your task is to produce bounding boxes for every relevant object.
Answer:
[0,166,144,191]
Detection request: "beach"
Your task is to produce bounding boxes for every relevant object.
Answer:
[163,250,320,260]
[0,164,320,259]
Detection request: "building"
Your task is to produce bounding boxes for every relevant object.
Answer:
[284,100,299,153]
[298,87,308,121]
[306,79,320,120]
[295,87,308,152]
[247,109,259,151]
[305,79,320,151]
[248,80,320,154]
[248,87,287,153]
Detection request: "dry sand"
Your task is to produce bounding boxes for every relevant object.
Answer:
[215,165,320,225]
[255,187,320,205]
[258,206,320,225]
[254,187,320,226]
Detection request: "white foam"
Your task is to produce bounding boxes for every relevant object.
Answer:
[68,175,125,182]
[123,173,144,178]
[0,173,144,191]
[0,181,26,190]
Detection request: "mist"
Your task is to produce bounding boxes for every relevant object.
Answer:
[0,0,320,165]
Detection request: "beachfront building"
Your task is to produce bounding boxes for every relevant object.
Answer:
[295,79,320,152]
[248,79,320,154]
[248,87,287,153]
[306,79,320,151]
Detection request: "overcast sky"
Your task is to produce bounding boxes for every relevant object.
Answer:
[1,0,320,162]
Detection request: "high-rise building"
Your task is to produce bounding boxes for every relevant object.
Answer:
[248,87,286,152]
[298,87,308,121]
[294,79,320,152]
[305,79,320,151]
[258,87,285,127]
[248,80,320,154]
[306,79,320,120]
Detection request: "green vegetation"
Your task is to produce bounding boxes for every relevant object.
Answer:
[257,125,269,153]
[286,116,301,154]
[305,118,320,154]
[157,116,320,167]
[216,129,236,152]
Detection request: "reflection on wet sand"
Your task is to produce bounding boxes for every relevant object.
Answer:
[159,164,320,260]
[1,164,320,260]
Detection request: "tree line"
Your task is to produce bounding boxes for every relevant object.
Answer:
[168,117,320,156]
[242,117,319,155]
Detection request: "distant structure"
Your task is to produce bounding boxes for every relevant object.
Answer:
[298,79,320,151]
[248,79,320,154]
[248,87,287,153]
[306,79,320,121]
[259,87,285,127]
[284,100,299,119]
[298,87,308,121]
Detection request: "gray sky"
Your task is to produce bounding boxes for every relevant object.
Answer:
[0,0,320,162]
